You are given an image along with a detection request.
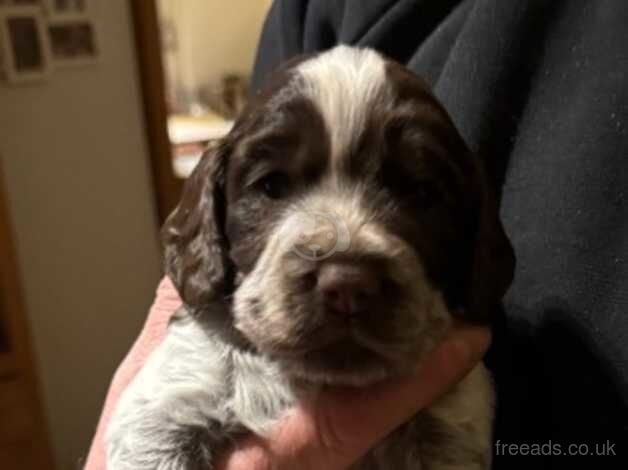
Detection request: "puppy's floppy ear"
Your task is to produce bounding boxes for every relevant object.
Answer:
[463,164,516,322]
[162,141,231,307]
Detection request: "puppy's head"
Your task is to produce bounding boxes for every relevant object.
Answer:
[163,46,515,385]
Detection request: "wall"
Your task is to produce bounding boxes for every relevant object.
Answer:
[158,0,271,100]
[0,2,161,469]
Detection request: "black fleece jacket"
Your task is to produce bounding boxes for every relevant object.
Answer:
[249,1,628,468]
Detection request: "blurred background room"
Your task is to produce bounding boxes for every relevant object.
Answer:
[0,0,271,468]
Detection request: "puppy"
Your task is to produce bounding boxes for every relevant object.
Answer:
[106,46,515,470]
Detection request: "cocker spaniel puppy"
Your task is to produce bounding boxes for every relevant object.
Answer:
[106,46,515,470]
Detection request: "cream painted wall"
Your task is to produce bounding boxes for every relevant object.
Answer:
[158,0,271,96]
[0,2,161,469]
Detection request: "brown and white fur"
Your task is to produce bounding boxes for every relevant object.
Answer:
[105,46,515,470]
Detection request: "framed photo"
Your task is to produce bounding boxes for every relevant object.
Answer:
[41,0,88,20]
[0,6,51,83]
[47,17,98,66]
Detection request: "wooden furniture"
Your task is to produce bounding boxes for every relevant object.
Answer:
[0,165,56,469]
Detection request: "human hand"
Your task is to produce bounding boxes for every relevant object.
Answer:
[217,323,490,470]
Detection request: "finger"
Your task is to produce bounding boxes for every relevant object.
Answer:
[317,323,492,451]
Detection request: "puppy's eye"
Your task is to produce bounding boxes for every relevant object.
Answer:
[393,178,441,210]
[257,172,290,199]
[410,181,440,210]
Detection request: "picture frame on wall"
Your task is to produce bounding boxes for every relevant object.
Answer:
[47,16,98,66]
[41,0,88,20]
[0,6,52,83]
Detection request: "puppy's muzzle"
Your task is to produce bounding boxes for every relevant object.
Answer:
[315,261,382,317]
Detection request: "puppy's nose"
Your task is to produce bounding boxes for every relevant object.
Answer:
[317,262,380,315]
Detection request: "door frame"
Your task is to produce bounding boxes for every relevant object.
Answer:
[131,0,181,224]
